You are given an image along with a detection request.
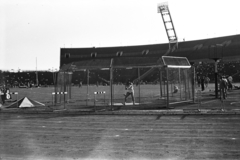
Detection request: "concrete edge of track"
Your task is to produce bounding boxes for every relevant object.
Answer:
[1,107,240,115]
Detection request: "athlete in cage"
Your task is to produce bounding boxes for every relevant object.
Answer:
[124,81,135,105]
[173,85,179,93]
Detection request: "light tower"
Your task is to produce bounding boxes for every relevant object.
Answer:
[158,2,178,50]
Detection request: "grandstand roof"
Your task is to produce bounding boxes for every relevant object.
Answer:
[60,34,240,68]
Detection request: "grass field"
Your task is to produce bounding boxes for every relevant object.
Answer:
[3,83,240,110]
[4,83,190,108]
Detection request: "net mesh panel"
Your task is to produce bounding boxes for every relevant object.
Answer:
[55,71,72,104]
[56,56,193,109]
[161,67,193,104]
[112,67,167,108]
[112,68,138,105]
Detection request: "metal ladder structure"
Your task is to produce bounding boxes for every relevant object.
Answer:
[132,2,179,84]
[158,2,178,50]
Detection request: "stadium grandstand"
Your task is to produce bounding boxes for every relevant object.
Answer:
[59,34,240,85]
[0,70,58,88]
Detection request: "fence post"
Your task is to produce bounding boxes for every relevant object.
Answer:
[94,92,96,112]
[166,66,169,108]
[52,92,55,106]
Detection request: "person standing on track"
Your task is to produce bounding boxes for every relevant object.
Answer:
[0,85,7,105]
[204,76,210,88]
[0,86,3,107]
[79,81,82,88]
[124,81,135,105]
[201,75,205,91]
[227,76,233,90]
[219,76,228,101]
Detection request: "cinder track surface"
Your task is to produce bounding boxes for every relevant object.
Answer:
[1,113,240,160]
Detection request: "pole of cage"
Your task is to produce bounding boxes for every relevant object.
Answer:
[69,72,72,100]
[86,69,89,106]
[94,93,96,111]
[159,69,163,98]
[138,67,141,104]
[112,69,114,104]
[54,75,57,105]
[66,72,69,103]
[163,79,166,96]
[52,92,55,106]
[187,70,191,100]
[183,69,187,100]
[58,72,61,104]
[179,68,182,100]
[104,93,106,106]
[214,60,219,99]
[166,66,169,108]
[192,65,196,103]
[110,67,113,110]
[63,71,66,110]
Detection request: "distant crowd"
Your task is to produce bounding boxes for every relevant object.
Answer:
[0,61,240,88]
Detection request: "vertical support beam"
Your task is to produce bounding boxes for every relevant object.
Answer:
[184,69,187,100]
[163,79,166,96]
[110,59,113,110]
[54,72,57,104]
[110,67,113,110]
[191,64,196,103]
[159,69,163,98]
[104,93,106,106]
[166,66,169,108]
[15,93,18,103]
[86,69,89,106]
[59,72,63,104]
[36,57,39,87]
[138,67,141,104]
[63,71,66,110]
[112,69,114,103]
[188,69,191,99]
[69,72,72,100]
[52,93,55,106]
[94,93,96,112]
[179,68,182,100]
[214,60,219,98]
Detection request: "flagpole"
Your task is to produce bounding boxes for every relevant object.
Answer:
[36,57,39,87]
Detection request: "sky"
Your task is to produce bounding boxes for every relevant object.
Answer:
[1,0,240,71]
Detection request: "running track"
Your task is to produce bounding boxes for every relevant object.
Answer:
[1,113,240,160]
